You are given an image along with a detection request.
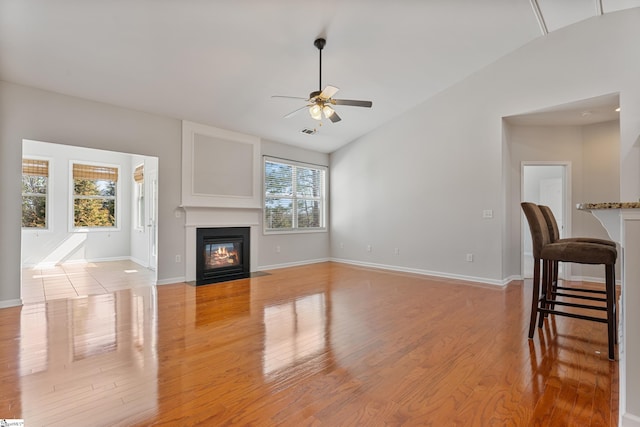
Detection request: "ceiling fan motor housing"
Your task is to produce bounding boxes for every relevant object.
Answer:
[309,90,322,100]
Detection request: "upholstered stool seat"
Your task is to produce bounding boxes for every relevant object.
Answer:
[541,241,616,265]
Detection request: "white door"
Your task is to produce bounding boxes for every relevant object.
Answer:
[522,163,570,278]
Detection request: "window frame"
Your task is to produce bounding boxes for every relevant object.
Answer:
[263,156,328,235]
[21,156,52,232]
[69,160,121,232]
[133,163,145,231]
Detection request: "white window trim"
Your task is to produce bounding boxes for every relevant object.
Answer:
[69,160,121,232]
[22,155,53,233]
[263,156,328,235]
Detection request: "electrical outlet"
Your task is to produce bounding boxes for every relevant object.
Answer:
[175,255,181,263]
[367,245,372,252]
[394,248,400,255]
[276,245,281,253]
[340,242,344,249]
[482,210,493,219]
[466,253,473,262]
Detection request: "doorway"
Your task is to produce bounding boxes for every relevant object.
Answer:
[521,162,571,279]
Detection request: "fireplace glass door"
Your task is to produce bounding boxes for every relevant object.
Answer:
[204,239,242,270]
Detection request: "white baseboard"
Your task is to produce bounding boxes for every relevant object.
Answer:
[129,256,149,268]
[156,277,186,286]
[622,412,640,427]
[568,275,621,285]
[258,258,330,272]
[0,298,23,308]
[330,258,510,287]
[503,275,522,284]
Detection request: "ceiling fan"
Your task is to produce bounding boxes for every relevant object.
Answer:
[272,38,373,123]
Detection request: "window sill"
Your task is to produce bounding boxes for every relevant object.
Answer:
[22,227,52,234]
[70,227,121,233]
[263,228,327,236]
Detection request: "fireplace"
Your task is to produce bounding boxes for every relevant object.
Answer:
[196,227,250,285]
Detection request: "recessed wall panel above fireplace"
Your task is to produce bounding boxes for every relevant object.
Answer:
[181,121,261,209]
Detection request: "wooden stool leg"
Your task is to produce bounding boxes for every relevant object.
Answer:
[539,259,551,328]
[529,258,541,338]
[606,264,616,360]
[612,267,618,344]
[547,260,559,316]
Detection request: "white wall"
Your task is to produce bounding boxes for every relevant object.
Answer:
[21,140,133,266]
[330,9,640,284]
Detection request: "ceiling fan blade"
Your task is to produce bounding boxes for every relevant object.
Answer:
[283,105,310,119]
[328,111,342,123]
[319,85,339,99]
[331,99,373,108]
[272,95,308,101]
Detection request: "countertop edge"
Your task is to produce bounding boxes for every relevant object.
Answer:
[576,202,640,210]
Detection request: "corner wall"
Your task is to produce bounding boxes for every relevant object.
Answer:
[330,9,640,284]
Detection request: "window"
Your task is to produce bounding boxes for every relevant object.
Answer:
[72,163,118,228]
[133,164,145,230]
[264,157,327,233]
[22,158,49,228]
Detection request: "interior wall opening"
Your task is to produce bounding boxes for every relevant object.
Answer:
[21,139,159,303]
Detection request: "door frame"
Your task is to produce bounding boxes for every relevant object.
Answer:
[146,167,158,272]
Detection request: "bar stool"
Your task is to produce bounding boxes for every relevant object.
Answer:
[521,202,617,360]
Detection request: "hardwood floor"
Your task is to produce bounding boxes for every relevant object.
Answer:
[0,262,618,426]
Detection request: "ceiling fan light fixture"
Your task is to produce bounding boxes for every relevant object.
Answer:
[309,104,322,120]
[323,105,335,118]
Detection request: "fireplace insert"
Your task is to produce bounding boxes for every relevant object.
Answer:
[196,227,250,285]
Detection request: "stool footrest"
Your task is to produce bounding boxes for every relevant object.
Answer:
[539,297,607,312]
[555,285,606,295]
[538,308,607,323]
[552,292,607,303]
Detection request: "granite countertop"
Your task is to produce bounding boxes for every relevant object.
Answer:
[576,202,640,210]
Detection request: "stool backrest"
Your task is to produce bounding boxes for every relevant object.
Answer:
[521,202,551,258]
[538,205,560,242]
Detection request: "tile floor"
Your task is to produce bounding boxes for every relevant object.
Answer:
[21,260,156,304]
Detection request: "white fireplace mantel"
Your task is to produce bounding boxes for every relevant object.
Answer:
[180,121,263,282]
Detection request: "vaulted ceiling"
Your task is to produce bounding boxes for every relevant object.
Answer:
[1,1,638,153]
